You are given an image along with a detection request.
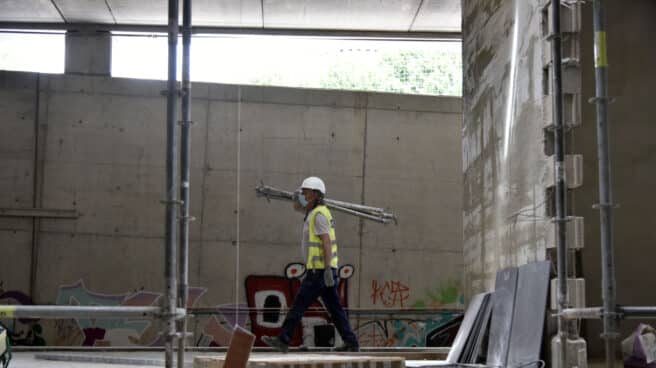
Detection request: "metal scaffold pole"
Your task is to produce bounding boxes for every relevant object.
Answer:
[550,0,570,367]
[164,0,180,366]
[592,1,618,367]
[177,0,192,366]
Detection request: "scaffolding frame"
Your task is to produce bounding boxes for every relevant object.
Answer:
[550,2,656,368]
[0,2,458,367]
[3,3,656,368]
[0,1,191,367]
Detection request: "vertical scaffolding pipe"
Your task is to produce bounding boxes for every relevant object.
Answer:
[550,0,569,367]
[177,0,192,367]
[592,1,617,368]
[164,0,180,367]
[30,74,41,301]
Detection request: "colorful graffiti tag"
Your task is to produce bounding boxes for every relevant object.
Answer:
[362,279,465,347]
[244,263,354,348]
[370,280,411,308]
[411,281,464,308]
[55,280,206,346]
[0,289,46,346]
[354,314,460,347]
[0,274,464,348]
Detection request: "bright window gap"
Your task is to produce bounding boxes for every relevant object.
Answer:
[0,30,65,74]
[111,33,462,96]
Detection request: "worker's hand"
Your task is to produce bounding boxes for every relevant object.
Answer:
[324,268,335,287]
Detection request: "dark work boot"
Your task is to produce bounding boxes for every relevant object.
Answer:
[261,335,289,353]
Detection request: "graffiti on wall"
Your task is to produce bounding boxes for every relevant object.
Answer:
[244,263,354,348]
[370,280,411,308]
[196,303,249,347]
[0,289,46,346]
[55,280,206,346]
[360,279,464,347]
[0,275,463,348]
[354,313,460,347]
[411,280,464,308]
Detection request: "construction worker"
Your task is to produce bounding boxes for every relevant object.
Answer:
[262,176,360,353]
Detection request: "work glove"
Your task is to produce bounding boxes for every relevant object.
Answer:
[324,268,335,287]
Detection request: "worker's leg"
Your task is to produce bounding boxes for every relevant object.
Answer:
[320,268,359,347]
[278,270,323,344]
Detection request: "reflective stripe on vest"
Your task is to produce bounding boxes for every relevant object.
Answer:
[306,205,339,269]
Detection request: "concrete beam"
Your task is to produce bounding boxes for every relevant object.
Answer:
[65,30,111,76]
[0,207,78,219]
[0,22,461,40]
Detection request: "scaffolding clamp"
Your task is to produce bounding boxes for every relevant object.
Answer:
[588,96,616,104]
[160,199,184,206]
[160,88,184,97]
[550,216,577,223]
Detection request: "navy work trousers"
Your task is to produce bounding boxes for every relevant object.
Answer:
[278,268,358,347]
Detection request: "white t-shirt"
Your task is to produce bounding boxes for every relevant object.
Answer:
[301,212,331,262]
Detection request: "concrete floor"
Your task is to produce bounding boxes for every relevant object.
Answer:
[9,350,448,368]
[10,352,193,368]
[9,351,626,368]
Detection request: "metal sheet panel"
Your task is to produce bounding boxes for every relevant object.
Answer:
[461,295,491,363]
[262,0,421,31]
[486,267,519,367]
[468,296,492,363]
[445,292,489,363]
[411,0,461,31]
[53,0,114,23]
[507,261,551,368]
[0,0,62,22]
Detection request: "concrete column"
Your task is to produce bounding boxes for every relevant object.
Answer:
[65,30,111,76]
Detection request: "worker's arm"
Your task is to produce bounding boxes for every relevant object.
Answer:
[319,233,333,266]
[319,232,335,287]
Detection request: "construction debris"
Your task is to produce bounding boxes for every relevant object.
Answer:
[406,261,551,368]
[255,184,397,225]
[223,326,256,368]
[623,324,656,368]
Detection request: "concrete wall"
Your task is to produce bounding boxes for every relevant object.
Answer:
[0,71,463,347]
[575,0,656,357]
[463,0,656,358]
[461,0,551,299]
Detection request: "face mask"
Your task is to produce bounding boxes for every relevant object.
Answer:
[298,193,308,207]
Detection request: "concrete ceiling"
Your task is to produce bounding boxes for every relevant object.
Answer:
[0,0,461,32]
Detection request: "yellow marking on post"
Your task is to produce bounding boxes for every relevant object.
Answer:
[0,305,16,318]
[595,31,608,68]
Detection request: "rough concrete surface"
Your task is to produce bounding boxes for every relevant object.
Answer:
[462,0,656,359]
[0,71,463,347]
[461,0,550,299]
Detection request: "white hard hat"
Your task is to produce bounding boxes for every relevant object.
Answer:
[300,176,326,195]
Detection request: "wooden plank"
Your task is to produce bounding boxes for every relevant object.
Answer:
[194,353,405,368]
[225,326,256,368]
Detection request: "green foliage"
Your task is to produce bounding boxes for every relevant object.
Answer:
[319,49,462,96]
[411,280,463,308]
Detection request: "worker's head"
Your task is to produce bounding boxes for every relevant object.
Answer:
[299,176,325,208]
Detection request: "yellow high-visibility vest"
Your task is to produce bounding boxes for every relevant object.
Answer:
[306,205,339,270]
